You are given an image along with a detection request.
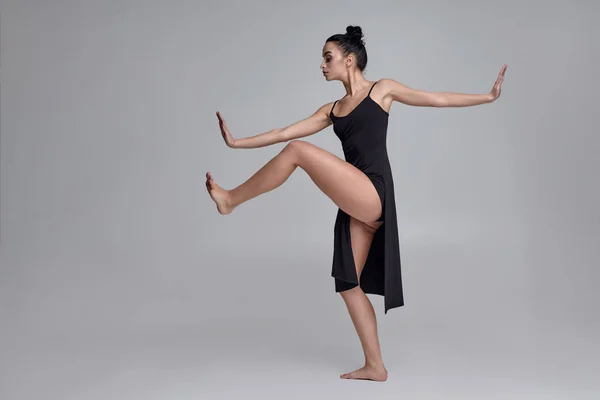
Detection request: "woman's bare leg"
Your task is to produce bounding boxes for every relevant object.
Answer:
[339,216,387,381]
[205,140,386,380]
[206,140,382,223]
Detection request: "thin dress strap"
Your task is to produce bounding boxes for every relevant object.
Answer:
[367,80,378,96]
[331,81,378,118]
[330,100,339,116]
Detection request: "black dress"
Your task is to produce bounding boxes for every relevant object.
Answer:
[329,80,404,314]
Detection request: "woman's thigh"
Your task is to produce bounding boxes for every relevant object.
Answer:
[337,216,384,297]
[283,140,382,223]
[350,216,384,280]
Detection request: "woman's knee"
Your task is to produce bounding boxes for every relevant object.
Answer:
[281,140,307,163]
[339,285,363,301]
[283,139,310,153]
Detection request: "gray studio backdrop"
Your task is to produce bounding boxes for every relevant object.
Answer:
[1,0,599,399]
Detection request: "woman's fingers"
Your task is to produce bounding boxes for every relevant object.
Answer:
[499,64,507,80]
[216,111,226,130]
[217,111,227,127]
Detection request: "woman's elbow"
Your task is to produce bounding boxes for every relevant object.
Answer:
[432,93,448,107]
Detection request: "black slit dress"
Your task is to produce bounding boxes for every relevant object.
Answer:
[329,80,404,314]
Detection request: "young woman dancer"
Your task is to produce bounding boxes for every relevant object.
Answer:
[206,25,506,381]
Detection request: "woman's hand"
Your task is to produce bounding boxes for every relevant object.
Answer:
[489,64,507,101]
[216,111,236,148]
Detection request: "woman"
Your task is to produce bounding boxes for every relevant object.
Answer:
[206,25,506,382]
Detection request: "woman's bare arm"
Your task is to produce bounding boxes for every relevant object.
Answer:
[380,64,506,108]
[381,78,492,107]
[278,102,334,142]
[217,103,334,149]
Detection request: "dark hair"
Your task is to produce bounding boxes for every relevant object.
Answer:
[326,25,368,72]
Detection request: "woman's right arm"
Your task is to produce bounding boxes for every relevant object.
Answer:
[218,103,334,149]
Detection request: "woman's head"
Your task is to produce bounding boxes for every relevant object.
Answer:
[321,25,368,80]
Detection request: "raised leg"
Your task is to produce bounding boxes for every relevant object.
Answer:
[206,140,382,223]
[339,216,387,381]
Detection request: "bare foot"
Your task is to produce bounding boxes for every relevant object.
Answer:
[340,364,388,381]
[205,172,233,215]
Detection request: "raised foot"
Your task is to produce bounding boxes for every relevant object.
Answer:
[205,172,234,215]
[340,364,388,381]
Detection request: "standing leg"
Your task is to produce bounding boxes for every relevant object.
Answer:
[339,217,388,381]
[206,140,383,223]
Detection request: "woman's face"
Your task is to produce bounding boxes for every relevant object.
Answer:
[320,42,349,80]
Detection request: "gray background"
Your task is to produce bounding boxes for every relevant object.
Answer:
[1,0,599,398]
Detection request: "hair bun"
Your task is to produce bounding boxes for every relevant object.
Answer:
[345,25,364,43]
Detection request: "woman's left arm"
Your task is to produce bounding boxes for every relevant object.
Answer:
[383,64,507,107]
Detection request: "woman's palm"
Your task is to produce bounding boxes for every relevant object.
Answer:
[216,111,235,148]
[490,64,507,100]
